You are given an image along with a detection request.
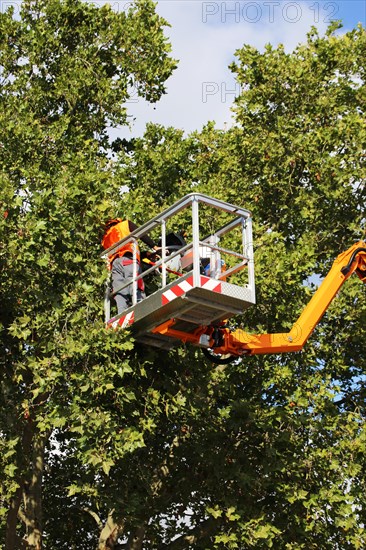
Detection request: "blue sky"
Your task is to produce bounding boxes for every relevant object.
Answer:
[117,1,366,138]
[333,0,365,29]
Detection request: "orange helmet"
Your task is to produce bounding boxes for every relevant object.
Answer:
[104,218,122,231]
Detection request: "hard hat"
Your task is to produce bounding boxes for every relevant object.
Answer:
[104,218,122,230]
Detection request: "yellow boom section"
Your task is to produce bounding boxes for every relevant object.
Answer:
[215,241,366,356]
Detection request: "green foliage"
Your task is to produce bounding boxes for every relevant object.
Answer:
[107,23,365,550]
[114,122,226,221]
[0,0,176,546]
[230,22,365,253]
[1,11,365,550]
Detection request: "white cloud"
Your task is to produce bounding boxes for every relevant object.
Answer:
[117,1,330,138]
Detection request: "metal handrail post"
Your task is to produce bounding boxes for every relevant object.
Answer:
[191,196,200,286]
[212,235,220,279]
[161,219,167,288]
[132,238,138,306]
[104,272,111,323]
[245,216,255,299]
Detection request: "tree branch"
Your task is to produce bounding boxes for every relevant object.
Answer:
[125,524,147,550]
[97,509,124,550]
[166,517,220,550]
[82,507,103,530]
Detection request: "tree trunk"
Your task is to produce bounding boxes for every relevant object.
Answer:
[98,510,124,550]
[4,420,34,550]
[4,483,27,550]
[23,432,47,549]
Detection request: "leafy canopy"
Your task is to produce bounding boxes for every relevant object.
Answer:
[1,11,365,549]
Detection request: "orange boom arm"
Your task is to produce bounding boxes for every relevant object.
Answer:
[211,241,366,357]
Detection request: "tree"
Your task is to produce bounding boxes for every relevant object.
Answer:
[112,23,365,548]
[1,11,365,550]
[0,0,176,547]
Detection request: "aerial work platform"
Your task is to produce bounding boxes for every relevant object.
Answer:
[102,193,255,350]
[102,193,366,361]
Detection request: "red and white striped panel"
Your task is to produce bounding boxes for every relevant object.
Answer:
[111,311,135,329]
[162,278,193,305]
[162,276,221,304]
[197,275,222,292]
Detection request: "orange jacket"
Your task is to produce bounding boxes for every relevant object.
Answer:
[102,220,140,264]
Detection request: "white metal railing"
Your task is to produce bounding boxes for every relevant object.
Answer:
[101,193,255,322]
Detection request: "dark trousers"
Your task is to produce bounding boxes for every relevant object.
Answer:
[111,256,146,313]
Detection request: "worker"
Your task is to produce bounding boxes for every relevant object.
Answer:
[102,219,160,313]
